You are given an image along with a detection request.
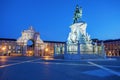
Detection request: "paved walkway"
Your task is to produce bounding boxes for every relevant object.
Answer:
[0,56,120,80]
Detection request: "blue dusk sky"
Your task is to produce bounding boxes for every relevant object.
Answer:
[0,0,120,41]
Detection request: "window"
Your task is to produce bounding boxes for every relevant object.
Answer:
[13,46,15,49]
[9,46,11,49]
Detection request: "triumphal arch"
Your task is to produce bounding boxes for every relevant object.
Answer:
[17,26,44,56]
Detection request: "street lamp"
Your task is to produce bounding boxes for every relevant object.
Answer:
[1,46,7,56]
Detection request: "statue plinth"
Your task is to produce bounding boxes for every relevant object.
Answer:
[67,21,92,44]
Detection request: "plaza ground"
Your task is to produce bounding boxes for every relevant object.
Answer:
[0,56,120,80]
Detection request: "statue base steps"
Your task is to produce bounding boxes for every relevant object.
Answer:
[54,54,64,59]
[64,54,80,60]
[64,53,105,60]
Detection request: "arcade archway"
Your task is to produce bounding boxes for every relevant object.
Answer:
[26,40,34,56]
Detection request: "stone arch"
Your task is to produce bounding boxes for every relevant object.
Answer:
[17,26,44,56]
[27,39,34,47]
[26,39,34,56]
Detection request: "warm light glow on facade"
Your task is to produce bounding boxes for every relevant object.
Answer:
[108,51,112,56]
[45,48,49,52]
[27,50,33,56]
[2,46,6,51]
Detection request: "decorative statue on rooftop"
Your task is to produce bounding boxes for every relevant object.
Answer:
[73,5,82,23]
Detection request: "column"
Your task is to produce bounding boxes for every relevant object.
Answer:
[94,43,98,54]
[54,44,56,56]
[22,45,27,56]
[101,41,106,59]
[64,42,67,54]
[77,42,80,54]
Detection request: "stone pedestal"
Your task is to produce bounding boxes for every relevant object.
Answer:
[66,21,106,59]
[64,42,81,60]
